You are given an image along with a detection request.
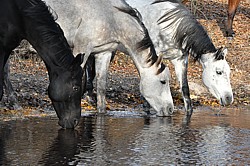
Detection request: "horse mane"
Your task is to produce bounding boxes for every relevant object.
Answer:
[115,6,164,71]
[19,0,73,68]
[153,0,217,61]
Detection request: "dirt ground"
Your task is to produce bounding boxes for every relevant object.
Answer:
[0,0,249,119]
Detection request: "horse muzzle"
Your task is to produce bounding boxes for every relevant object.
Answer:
[156,105,175,117]
[58,118,80,129]
[220,93,234,106]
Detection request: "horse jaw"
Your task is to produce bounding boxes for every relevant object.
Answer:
[139,65,174,116]
[200,53,233,106]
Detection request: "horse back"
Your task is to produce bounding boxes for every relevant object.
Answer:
[44,0,145,53]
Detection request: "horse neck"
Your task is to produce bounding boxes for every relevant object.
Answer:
[145,0,217,60]
[120,29,158,72]
[113,4,159,72]
[26,31,73,72]
[18,0,74,73]
[130,47,157,73]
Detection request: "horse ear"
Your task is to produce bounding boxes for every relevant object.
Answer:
[222,47,228,57]
[70,53,84,71]
[165,66,171,81]
[77,53,84,64]
[155,55,163,67]
[215,47,227,60]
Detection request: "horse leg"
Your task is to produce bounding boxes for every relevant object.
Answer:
[0,56,4,100]
[171,55,193,117]
[0,48,10,98]
[85,54,96,104]
[95,52,112,113]
[85,52,116,106]
[226,0,241,37]
[4,60,22,110]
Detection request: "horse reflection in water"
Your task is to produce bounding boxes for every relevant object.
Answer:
[1,113,249,165]
[86,0,233,117]
[39,116,146,165]
[38,116,238,165]
[0,0,83,128]
[44,0,174,116]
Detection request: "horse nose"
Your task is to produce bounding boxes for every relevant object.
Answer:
[225,94,233,105]
[58,118,79,129]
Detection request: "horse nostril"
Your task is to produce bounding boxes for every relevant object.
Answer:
[225,95,232,104]
[168,107,174,115]
[74,119,79,127]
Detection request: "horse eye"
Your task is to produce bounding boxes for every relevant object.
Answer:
[160,80,166,84]
[216,71,222,75]
[73,86,79,91]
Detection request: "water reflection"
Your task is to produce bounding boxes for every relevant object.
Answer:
[0,108,250,165]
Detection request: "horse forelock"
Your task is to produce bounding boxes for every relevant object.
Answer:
[115,5,158,67]
[155,0,217,61]
[21,0,73,68]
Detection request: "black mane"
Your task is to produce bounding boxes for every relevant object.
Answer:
[115,6,161,68]
[19,0,74,68]
[153,0,217,60]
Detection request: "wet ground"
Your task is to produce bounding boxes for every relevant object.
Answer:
[1,107,250,165]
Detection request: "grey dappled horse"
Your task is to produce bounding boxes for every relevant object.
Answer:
[0,0,83,128]
[86,0,233,117]
[126,0,233,111]
[43,0,174,116]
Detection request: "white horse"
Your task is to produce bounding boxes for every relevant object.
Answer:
[86,0,234,117]
[41,0,174,116]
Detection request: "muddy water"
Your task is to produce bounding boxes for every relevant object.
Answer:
[0,107,250,165]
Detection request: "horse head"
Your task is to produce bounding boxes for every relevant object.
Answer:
[139,55,174,116]
[201,47,233,106]
[48,54,84,128]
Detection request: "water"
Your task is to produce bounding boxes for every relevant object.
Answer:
[0,107,250,165]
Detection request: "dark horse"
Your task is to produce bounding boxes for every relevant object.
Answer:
[0,0,84,128]
[226,0,241,37]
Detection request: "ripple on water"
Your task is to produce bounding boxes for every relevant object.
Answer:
[0,107,250,165]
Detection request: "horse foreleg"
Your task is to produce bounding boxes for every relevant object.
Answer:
[226,0,241,37]
[171,56,193,117]
[4,60,22,110]
[95,52,112,113]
